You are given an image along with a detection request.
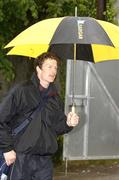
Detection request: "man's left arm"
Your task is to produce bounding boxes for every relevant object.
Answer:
[54,110,79,136]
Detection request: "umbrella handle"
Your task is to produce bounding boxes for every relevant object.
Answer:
[71,104,76,113]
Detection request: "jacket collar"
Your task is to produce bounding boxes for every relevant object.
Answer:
[31,72,58,97]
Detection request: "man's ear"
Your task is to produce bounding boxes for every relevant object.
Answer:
[36,66,41,73]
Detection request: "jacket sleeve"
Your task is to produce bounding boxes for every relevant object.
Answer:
[54,95,73,136]
[0,86,21,152]
[55,111,73,136]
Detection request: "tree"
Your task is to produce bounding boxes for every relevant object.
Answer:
[96,0,107,20]
[0,0,38,81]
[0,0,116,82]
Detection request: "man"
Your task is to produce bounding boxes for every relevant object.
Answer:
[0,52,79,180]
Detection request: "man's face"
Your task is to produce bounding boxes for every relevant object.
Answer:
[37,58,58,86]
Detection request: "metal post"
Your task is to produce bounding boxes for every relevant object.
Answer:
[83,63,91,158]
[65,157,68,176]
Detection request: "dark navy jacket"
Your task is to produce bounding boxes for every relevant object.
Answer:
[0,73,72,154]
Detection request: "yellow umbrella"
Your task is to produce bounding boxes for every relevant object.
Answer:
[7,44,49,58]
[7,44,119,62]
[5,17,64,48]
[92,45,119,62]
[5,16,119,62]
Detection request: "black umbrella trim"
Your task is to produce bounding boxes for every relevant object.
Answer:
[48,44,94,63]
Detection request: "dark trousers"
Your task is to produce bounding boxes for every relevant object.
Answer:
[8,153,53,180]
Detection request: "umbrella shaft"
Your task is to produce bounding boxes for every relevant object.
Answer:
[72,44,76,102]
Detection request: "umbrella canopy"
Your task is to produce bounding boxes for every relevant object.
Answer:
[5,16,119,62]
[6,44,119,63]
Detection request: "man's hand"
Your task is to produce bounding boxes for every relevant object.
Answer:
[3,150,16,166]
[67,112,79,127]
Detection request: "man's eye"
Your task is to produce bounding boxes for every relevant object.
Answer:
[47,66,51,68]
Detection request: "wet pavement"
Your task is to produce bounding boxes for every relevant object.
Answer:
[53,161,119,180]
[54,175,119,180]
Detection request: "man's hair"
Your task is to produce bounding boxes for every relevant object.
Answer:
[35,52,60,69]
